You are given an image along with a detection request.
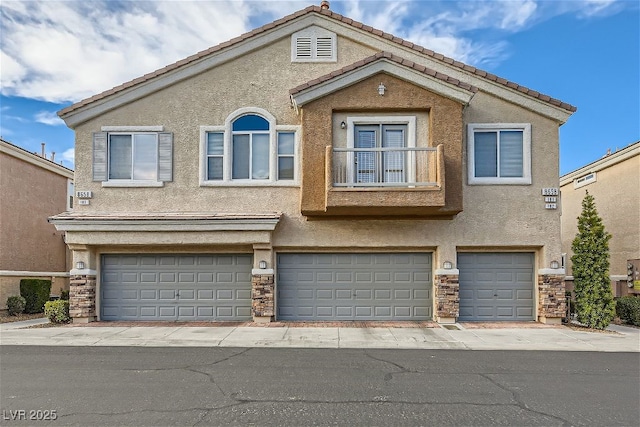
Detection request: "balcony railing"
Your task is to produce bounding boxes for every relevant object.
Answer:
[331,146,439,187]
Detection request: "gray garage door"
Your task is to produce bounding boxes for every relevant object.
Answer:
[458,252,535,321]
[277,253,432,321]
[101,254,252,321]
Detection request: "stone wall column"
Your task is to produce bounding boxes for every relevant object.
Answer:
[68,246,97,323]
[538,271,566,324]
[435,270,459,324]
[251,270,274,322]
[69,274,97,323]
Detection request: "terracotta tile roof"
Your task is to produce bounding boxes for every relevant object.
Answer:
[290,51,478,96]
[59,5,576,117]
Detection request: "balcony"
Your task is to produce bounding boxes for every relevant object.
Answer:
[331,146,439,188]
[320,144,452,217]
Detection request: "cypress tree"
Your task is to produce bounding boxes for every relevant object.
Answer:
[570,191,615,329]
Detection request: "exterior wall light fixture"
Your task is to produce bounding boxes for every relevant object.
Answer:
[443,261,453,270]
[259,260,268,269]
[76,261,85,270]
[378,83,386,96]
[550,260,560,269]
[340,121,346,129]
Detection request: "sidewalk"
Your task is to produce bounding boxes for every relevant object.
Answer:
[1,319,638,351]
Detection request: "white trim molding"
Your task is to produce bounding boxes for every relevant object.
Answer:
[538,268,566,275]
[100,126,164,132]
[0,270,71,277]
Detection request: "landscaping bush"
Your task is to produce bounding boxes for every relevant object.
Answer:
[616,296,640,326]
[20,279,52,314]
[60,288,70,301]
[44,300,70,324]
[7,296,26,316]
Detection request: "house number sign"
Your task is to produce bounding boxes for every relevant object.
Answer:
[542,188,558,210]
[76,191,93,199]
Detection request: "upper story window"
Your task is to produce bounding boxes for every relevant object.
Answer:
[467,123,531,185]
[200,108,299,186]
[291,26,337,62]
[573,172,596,188]
[92,126,172,187]
[333,116,422,187]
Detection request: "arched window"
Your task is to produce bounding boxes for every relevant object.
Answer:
[232,115,270,180]
[201,107,299,185]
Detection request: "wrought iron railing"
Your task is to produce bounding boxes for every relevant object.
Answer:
[332,147,439,187]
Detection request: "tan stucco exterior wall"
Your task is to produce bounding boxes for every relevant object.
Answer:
[67,31,564,266]
[0,152,70,272]
[0,146,72,308]
[61,27,568,322]
[299,73,462,217]
[561,148,640,282]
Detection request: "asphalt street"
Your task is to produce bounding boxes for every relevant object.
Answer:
[1,346,638,426]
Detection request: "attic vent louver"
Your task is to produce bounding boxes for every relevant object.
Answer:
[291,26,337,62]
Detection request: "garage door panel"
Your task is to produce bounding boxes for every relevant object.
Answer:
[355,289,372,299]
[101,254,252,321]
[375,289,391,299]
[375,306,391,316]
[277,253,432,321]
[496,289,514,300]
[335,289,352,299]
[317,306,333,316]
[394,306,411,317]
[236,289,251,300]
[458,252,534,321]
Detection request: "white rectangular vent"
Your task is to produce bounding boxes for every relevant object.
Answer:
[291,27,337,62]
[296,37,312,58]
[316,37,333,58]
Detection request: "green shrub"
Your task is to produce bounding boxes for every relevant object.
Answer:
[20,279,52,314]
[59,288,70,301]
[7,296,26,316]
[44,300,70,324]
[616,296,640,326]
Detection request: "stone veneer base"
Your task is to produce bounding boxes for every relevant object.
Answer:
[435,274,459,321]
[538,274,566,320]
[69,274,97,322]
[252,273,274,320]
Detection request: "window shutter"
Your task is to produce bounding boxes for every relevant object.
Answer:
[296,37,312,58]
[158,132,173,182]
[92,132,108,181]
[316,37,333,58]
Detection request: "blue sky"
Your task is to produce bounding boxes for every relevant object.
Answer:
[1,0,638,174]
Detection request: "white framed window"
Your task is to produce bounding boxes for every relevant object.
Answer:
[573,172,596,188]
[344,116,416,185]
[467,123,531,185]
[92,127,172,187]
[291,26,337,62]
[200,107,299,186]
[67,179,74,210]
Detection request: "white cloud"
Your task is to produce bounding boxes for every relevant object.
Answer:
[34,111,65,126]
[0,0,629,104]
[0,0,256,103]
[60,147,75,165]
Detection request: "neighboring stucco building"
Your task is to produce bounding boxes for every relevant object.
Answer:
[561,141,640,297]
[51,3,575,324]
[0,138,74,309]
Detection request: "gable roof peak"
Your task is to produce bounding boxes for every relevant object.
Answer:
[58,4,576,122]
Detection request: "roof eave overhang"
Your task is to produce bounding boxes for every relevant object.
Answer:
[48,215,282,232]
[291,59,475,107]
